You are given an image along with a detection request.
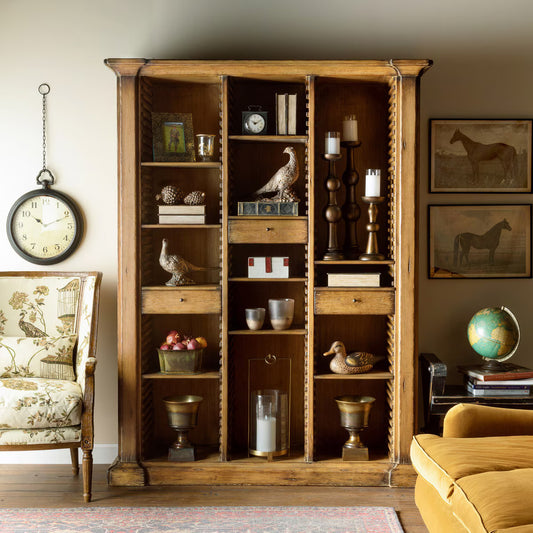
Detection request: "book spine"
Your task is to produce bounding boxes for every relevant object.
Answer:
[276,93,287,135]
[287,94,297,135]
[158,215,206,224]
[477,372,533,382]
[466,386,530,396]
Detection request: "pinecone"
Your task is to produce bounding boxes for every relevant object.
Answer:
[184,191,206,206]
[156,185,185,205]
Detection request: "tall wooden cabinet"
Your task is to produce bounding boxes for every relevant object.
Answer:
[106,59,431,487]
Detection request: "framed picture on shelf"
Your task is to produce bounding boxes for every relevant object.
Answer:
[152,112,195,162]
[428,204,532,279]
[429,119,532,193]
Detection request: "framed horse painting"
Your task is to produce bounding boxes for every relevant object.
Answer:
[430,119,532,192]
[152,112,195,162]
[428,204,532,279]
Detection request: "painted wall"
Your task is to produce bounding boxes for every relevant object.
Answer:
[1,0,533,458]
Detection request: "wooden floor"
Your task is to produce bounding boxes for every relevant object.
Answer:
[0,464,428,532]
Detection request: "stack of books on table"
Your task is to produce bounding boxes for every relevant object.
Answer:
[458,363,533,396]
[158,205,206,225]
[327,273,380,288]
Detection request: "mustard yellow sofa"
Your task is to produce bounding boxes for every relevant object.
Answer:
[411,403,533,533]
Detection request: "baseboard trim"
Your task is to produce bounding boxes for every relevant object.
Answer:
[0,444,118,465]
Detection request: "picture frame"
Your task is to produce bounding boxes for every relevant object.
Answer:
[152,112,195,162]
[428,204,531,279]
[429,119,532,193]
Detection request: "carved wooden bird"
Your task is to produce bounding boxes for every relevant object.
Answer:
[18,312,46,338]
[323,340,377,375]
[159,238,216,286]
[253,146,299,201]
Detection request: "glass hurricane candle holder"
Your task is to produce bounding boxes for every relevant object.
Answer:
[196,134,216,161]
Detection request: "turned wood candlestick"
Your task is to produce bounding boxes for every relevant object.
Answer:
[359,196,385,261]
[341,141,362,259]
[322,153,344,260]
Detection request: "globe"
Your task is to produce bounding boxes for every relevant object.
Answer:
[467,306,520,363]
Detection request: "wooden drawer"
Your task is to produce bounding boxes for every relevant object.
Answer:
[142,287,221,314]
[228,218,308,244]
[314,288,395,315]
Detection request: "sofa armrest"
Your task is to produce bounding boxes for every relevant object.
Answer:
[443,403,533,438]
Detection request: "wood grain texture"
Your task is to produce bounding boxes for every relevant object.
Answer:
[109,59,430,487]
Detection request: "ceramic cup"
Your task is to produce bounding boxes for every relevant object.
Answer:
[245,308,266,330]
[268,298,295,330]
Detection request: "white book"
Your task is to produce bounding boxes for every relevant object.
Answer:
[158,205,205,215]
[158,214,206,224]
[276,93,287,135]
[327,273,380,287]
[287,94,297,135]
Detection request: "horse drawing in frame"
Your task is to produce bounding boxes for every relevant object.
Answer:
[454,218,512,267]
[450,129,518,184]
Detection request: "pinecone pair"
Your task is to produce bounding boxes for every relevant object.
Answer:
[156,186,206,206]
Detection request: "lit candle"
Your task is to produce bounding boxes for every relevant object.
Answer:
[325,131,340,155]
[365,169,381,197]
[256,416,276,452]
[342,114,358,142]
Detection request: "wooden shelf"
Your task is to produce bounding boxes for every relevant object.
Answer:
[141,161,222,168]
[229,329,307,335]
[315,260,394,266]
[229,277,306,282]
[142,371,220,380]
[142,224,221,229]
[228,215,307,220]
[314,371,393,380]
[228,135,307,143]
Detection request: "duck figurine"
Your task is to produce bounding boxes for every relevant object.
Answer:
[323,340,376,375]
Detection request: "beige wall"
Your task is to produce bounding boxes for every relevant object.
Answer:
[1,0,532,450]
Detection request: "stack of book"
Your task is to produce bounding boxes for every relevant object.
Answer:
[158,205,206,225]
[327,272,380,288]
[458,363,533,396]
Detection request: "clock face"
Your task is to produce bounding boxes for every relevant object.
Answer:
[243,112,267,134]
[7,189,83,265]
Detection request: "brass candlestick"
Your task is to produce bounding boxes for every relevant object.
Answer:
[335,395,375,461]
[359,196,385,261]
[341,141,362,258]
[322,153,344,260]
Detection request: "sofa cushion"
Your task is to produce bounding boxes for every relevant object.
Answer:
[0,426,81,445]
[452,468,533,533]
[0,335,77,380]
[411,434,533,501]
[0,377,82,429]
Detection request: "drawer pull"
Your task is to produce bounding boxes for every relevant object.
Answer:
[179,298,184,302]
[266,227,272,232]
[352,298,357,303]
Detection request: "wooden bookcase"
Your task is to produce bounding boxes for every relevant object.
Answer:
[106,59,431,487]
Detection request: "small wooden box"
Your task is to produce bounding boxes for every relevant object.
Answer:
[248,257,289,278]
[237,201,299,216]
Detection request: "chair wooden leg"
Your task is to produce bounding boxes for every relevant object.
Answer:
[70,447,80,475]
[82,449,93,503]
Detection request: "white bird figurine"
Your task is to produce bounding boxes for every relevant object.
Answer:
[253,146,299,201]
[159,238,216,286]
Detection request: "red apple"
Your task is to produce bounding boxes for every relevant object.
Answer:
[160,343,171,350]
[187,339,200,350]
[172,343,182,350]
[166,330,181,345]
[175,342,186,350]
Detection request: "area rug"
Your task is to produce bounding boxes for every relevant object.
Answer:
[0,506,403,532]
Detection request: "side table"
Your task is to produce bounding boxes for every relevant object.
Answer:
[420,353,533,434]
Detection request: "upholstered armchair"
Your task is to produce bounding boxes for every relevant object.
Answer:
[0,272,101,502]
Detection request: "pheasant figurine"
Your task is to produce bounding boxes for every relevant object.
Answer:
[252,146,299,202]
[159,238,216,286]
[323,340,377,375]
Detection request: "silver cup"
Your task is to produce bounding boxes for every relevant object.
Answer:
[268,298,295,330]
[245,308,265,330]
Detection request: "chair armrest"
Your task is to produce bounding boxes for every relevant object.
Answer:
[81,357,97,450]
[443,403,533,438]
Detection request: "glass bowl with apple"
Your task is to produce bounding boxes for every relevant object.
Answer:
[158,330,208,374]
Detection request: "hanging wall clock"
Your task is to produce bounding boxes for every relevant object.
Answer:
[6,84,83,265]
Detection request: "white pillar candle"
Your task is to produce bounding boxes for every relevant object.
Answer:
[365,169,381,197]
[342,114,358,142]
[325,131,340,155]
[256,416,276,452]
